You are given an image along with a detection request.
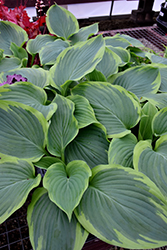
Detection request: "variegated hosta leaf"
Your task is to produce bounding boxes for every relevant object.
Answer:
[107,45,130,66]
[133,139,167,197]
[119,34,144,47]
[67,94,98,129]
[47,95,79,159]
[0,68,49,88]
[43,160,92,220]
[143,93,167,109]
[108,65,161,99]
[49,35,105,93]
[152,107,167,136]
[0,57,21,72]
[96,47,122,78]
[39,39,69,65]
[75,164,167,249]
[104,35,131,49]
[26,34,57,55]
[0,21,28,56]
[0,101,48,161]
[158,64,167,92]
[69,23,98,45]
[0,49,4,60]
[72,81,141,138]
[108,133,137,168]
[155,135,167,160]
[65,124,109,169]
[138,101,158,140]
[0,82,57,120]
[146,54,167,65]
[34,156,64,170]
[27,188,88,250]
[0,160,41,223]
[46,4,79,39]
[10,42,28,64]
[86,68,107,82]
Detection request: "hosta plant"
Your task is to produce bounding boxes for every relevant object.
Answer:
[1,4,167,250]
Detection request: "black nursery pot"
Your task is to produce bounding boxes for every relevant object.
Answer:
[157,2,167,31]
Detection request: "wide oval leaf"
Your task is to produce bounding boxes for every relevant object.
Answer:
[134,140,167,198]
[72,81,141,138]
[96,47,122,78]
[107,45,130,66]
[49,35,105,93]
[144,93,167,109]
[43,160,92,220]
[70,23,98,45]
[104,35,131,48]
[108,133,137,168]
[0,68,49,88]
[0,82,57,120]
[65,124,109,169]
[47,95,79,159]
[35,156,63,170]
[0,160,41,223]
[67,94,98,129]
[46,4,79,39]
[152,107,167,136]
[0,57,21,72]
[39,39,69,65]
[0,21,28,56]
[26,34,57,55]
[108,65,161,99]
[27,188,88,250]
[75,164,167,249]
[0,101,48,161]
[138,101,158,140]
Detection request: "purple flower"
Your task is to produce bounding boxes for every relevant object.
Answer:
[0,74,27,86]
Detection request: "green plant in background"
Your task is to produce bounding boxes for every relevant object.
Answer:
[1,4,167,250]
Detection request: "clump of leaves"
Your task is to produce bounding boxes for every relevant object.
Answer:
[1,4,167,250]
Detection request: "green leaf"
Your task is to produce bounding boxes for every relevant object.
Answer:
[0,21,28,56]
[39,39,69,65]
[104,35,131,48]
[0,101,48,161]
[138,101,158,140]
[143,93,167,109]
[134,140,167,197]
[26,34,57,55]
[0,57,21,72]
[27,188,88,250]
[0,68,50,88]
[96,47,122,78]
[46,4,79,39]
[43,160,92,220]
[47,95,78,159]
[69,23,98,45]
[67,94,98,129]
[72,81,141,138]
[152,107,167,136]
[109,65,161,99]
[65,124,109,169]
[75,164,167,249]
[0,160,41,223]
[108,133,137,168]
[158,64,167,92]
[119,34,144,47]
[0,82,57,120]
[107,45,130,66]
[10,42,28,66]
[34,156,64,170]
[0,49,4,60]
[49,35,105,93]
[86,68,107,82]
[155,135,167,160]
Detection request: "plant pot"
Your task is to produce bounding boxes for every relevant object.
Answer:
[157,2,167,31]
